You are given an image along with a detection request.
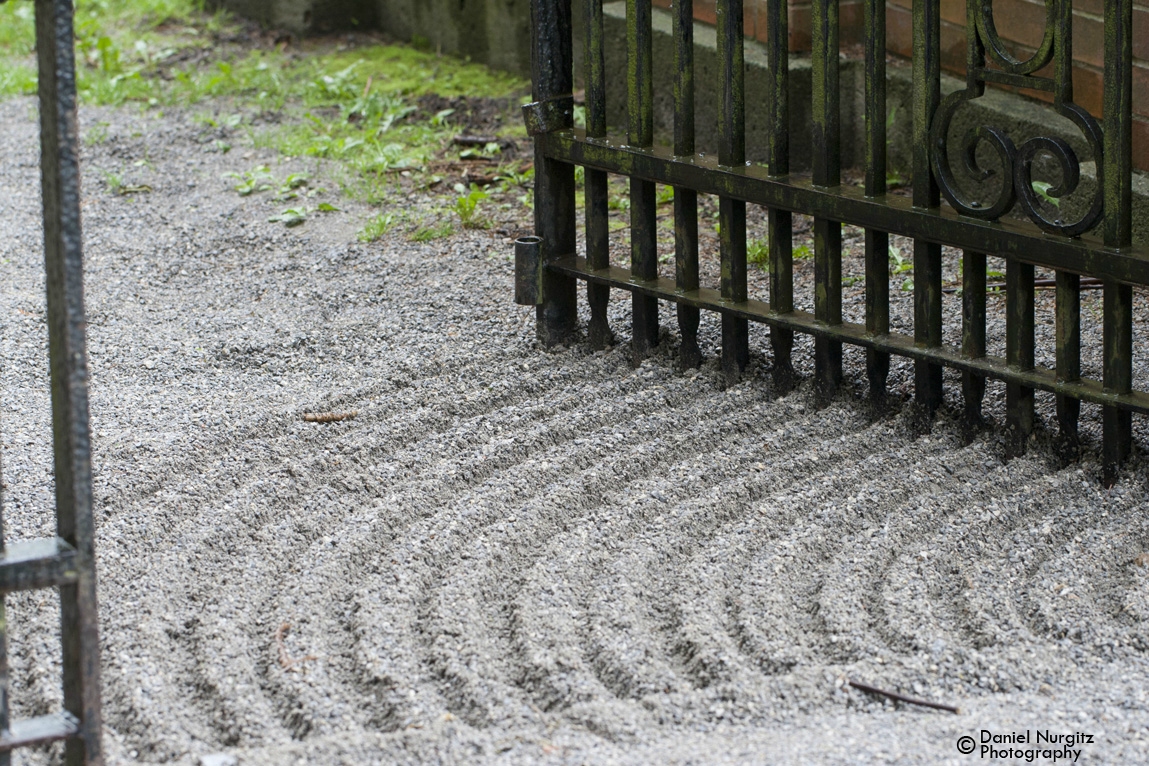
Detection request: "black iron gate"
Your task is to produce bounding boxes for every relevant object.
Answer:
[0,0,103,763]
[518,0,1143,485]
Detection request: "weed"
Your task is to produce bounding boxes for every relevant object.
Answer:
[430,108,455,127]
[842,275,865,286]
[100,169,124,195]
[411,221,454,241]
[794,244,813,260]
[268,207,307,227]
[227,165,274,196]
[459,142,502,160]
[276,172,309,200]
[84,121,111,145]
[888,243,913,290]
[656,186,674,206]
[1031,180,1060,208]
[452,183,489,229]
[609,193,630,212]
[748,238,769,270]
[495,164,533,191]
[358,212,397,242]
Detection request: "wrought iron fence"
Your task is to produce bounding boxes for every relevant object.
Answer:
[0,0,103,763]
[517,0,1143,485]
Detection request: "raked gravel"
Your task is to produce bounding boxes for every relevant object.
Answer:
[1,97,1148,765]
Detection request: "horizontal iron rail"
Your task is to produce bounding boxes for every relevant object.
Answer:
[0,712,79,751]
[539,131,1149,287]
[0,538,78,594]
[550,255,1149,415]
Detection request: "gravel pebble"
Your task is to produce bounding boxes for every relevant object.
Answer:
[0,97,1147,764]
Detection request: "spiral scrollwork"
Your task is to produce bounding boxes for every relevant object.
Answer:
[928,0,1104,238]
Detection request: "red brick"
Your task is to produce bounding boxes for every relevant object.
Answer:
[1134,117,1149,172]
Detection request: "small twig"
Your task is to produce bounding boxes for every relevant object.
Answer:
[848,678,961,714]
[275,622,317,671]
[452,134,503,147]
[941,276,1104,294]
[302,410,358,423]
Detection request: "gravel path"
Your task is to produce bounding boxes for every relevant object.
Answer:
[1,98,1148,765]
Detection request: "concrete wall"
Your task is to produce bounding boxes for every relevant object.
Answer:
[214,0,531,74]
[210,0,378,32]
[372,0,533,76]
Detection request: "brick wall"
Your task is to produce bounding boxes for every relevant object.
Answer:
[656,0,1149,170]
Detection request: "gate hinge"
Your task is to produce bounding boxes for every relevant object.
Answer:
[522,95,574,136]
[514,236,543,305]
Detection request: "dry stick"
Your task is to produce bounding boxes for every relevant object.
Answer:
[452,135,507,147]
[848,679,961,714]
[275,622,318,671]
[302,410,358,423]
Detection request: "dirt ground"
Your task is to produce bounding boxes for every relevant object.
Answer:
[2,96,1149,765]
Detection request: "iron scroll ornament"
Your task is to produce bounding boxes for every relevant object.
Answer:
[928,0,1103,238]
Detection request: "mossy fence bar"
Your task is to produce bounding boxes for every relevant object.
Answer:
[518,0,1142,485]
[0,0,104,763]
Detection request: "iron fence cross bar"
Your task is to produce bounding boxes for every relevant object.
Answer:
[520,0,1141,485]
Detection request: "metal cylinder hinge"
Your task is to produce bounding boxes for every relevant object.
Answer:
[514,236,543,306]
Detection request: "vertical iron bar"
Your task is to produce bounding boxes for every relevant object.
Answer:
[0,452,7,766]
[766,0,793,392]
[35,0,103,763]
[912,0,943,418]
[628,0,659,360]
[863,0,889,407]
[812,0,842,403]
[1050,0,1078,462]
[0,593,7,766]
[532,0,577,346]
[674,0,701,368]
[1006,260,1036,456]
[1102,0,1133,485]
[1055,271,1081,457]
[1103,284,1132,485]
[584,0,612,349]
[962,251,987,431]
[718,0,748,383]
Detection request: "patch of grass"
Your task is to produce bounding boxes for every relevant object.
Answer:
[452,183,489,229]
[1,0,533,238]
[748,238,769,270]
[411,220,454,242]
[227,165,275,196]
[84,121,111,145]
[794,244,813,260]
[889,243,913,291]
[358,212,397,242]
[99,169,125,195]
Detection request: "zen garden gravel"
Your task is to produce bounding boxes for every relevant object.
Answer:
[2,89,1149,765]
